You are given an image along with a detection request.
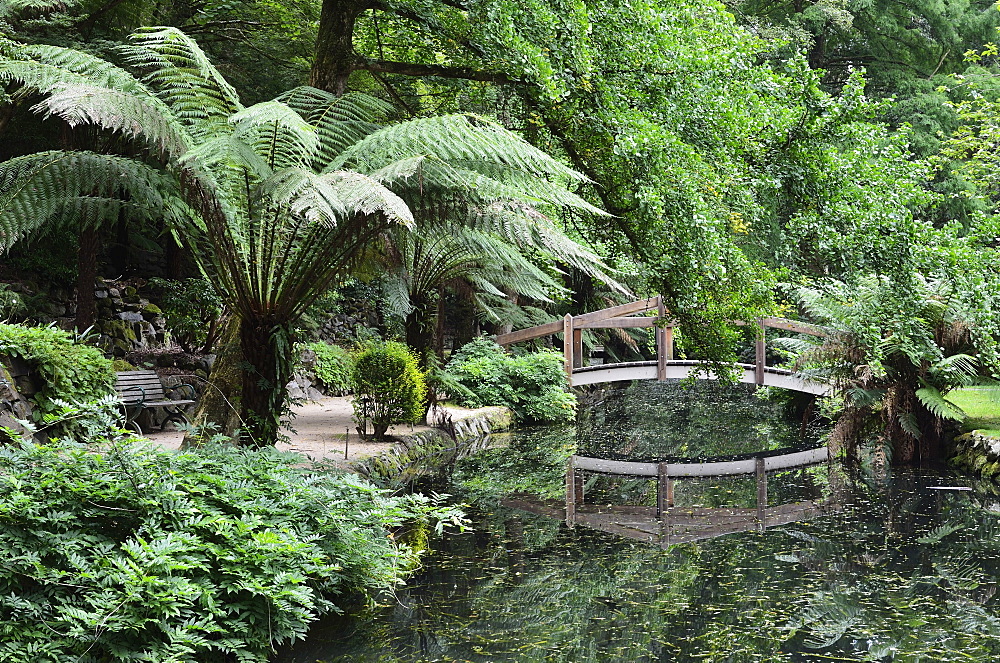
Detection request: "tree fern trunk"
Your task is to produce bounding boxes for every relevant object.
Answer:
[183,315,243,446]
[75,224,99,330]
[239,316,295,447]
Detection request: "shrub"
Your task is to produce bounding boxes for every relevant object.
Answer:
[147,278,224,353]
[0,408,463,662]
[0,323,114,417]
[447,337,576,424]
[353,342,426,441]
[302,341,355,395]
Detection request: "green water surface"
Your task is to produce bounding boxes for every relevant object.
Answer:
[281,381,1000,662]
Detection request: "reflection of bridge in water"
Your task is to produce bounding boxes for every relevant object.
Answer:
[504,447,839,547]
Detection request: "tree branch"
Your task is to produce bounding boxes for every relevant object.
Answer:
[358,59,516,84]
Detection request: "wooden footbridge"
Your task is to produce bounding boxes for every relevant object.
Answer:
[497,296,838,546]
[495,295,830,396]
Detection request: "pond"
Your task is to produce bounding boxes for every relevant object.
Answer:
[280,381,1000,662]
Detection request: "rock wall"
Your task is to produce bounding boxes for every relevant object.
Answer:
[0,357,35,436]
[314,299,383,344]
[951,431,1000,478]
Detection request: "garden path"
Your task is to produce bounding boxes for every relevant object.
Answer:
[144,397,495,468]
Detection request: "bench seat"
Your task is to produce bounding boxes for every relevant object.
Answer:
[115,370,196,432]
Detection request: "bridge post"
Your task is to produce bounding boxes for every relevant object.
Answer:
[755,456,767,530]
[755,318,766,386]
[656,462,673,517]
[563,314,574,379]
[566,456,578,527]
[656,297,668,381]
[573,328,584,369]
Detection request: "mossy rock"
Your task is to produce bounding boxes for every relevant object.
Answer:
[141,303,162,316]
[112,359,137,372]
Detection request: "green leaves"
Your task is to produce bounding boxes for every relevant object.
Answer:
[0,322,114,417]
[446,337,576,424]
[0,437,459,661]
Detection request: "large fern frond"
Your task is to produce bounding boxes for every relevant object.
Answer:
[0,150,181,249]
[122,26,242,137]
[278,87,390,166]
[915,386,966,422]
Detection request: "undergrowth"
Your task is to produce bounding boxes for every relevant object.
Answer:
[0,404,464,662]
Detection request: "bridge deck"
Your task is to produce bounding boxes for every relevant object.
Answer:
[571,360,829,395]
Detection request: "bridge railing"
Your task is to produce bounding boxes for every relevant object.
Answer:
[494,295,830,383]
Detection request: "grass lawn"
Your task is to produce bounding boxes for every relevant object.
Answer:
[948,387,1000,437]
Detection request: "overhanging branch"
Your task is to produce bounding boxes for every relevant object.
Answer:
[358,59,516,84]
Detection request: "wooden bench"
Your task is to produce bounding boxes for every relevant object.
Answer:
[115,370,196,432]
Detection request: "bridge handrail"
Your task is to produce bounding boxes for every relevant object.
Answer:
[493,296,834,386]
[570,446,828,478]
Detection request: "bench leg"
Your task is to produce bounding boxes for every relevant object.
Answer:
[159,406,190,431]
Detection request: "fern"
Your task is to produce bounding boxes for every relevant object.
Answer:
[915,386,966,422]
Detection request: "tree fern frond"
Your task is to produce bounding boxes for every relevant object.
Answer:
[930,353,979,386]
[915,386,966,422]
[283,170,413,228]
[122,26,242,135]
[2,42,147,93]
[0,150,179,249]
[279,87,389,165]
[229,101,318,172]
[34,83,190,157]
[329,114,588,183]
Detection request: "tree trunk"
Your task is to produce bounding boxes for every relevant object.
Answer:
[75,224,100,330]
[310,0,371,95]
[451,287,477,351]
[238,315,296,447]
[405,297,435,365]
[183,316,243,446]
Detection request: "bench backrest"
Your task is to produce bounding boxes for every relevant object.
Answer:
[115,370,166,402]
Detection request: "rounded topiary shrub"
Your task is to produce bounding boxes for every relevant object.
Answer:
[352,341,426,440]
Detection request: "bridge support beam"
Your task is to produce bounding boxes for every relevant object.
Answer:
[656,297,667,381]
[755,318,766,386]
[756,456,767,530]
[563,314,573,379]
[656,462,673,517]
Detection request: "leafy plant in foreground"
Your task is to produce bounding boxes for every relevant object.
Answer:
[0,407,463,662]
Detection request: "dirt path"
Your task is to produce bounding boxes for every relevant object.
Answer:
[144,396,503,467]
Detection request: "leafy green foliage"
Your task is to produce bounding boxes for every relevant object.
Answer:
[147,278,224,353]
[352,341,426,440]
[776,274,995,463]
[0,410,463,662]
[302,341,355,395]
[0,28,609,446]
[0,322,113,416]
[446,337,576,424]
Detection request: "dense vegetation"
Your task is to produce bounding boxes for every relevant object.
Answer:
[0,408,462,661]
[0,323,114,417]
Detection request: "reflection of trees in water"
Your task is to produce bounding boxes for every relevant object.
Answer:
[285,468,1000,662]
[576,380,820,462]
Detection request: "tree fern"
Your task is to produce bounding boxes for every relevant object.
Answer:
[0,27,615,445]
[0,151,182,248]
